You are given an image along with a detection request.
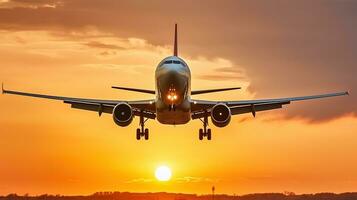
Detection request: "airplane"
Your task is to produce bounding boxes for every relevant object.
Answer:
[2,24,349,140]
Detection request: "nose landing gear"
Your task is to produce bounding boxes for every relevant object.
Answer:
[198,111,212,140]
[136,111,149,140]
[168,104,176,111]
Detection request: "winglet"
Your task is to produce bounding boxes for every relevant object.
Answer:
[1,82,4,94]
[174,23,178,56]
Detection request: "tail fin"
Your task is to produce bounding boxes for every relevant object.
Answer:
[174,23,178,56]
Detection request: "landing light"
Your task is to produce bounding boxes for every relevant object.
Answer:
[167,94,178,101]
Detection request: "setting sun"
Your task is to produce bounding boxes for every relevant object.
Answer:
[155,166,172,181]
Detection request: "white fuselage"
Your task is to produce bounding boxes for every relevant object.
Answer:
[155,56,191,125]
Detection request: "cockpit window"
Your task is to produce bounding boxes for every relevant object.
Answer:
[160,60,185,66]
[164,60,173,64]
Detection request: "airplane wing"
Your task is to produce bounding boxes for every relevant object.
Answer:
[2,85,156,118]
[191,91,349,119]
[191,87,241,95]
[111,86,155,94]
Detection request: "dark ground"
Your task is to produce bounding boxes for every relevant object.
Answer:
[2,192,357,200]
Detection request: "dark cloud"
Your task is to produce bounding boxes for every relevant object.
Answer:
[0,0,355,121]
[85,41,123,50]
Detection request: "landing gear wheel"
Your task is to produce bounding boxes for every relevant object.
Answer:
[207,129,212,140]
[199,129,204,140]
[136,111,150,141]
[144,128,149,140]
[136,128,141,140]
[198,111,212,140]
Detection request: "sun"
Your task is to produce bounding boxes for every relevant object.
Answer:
[155,165,172,181]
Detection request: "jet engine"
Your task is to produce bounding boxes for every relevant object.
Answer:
[113,103,134,127]
[210,103,231,127]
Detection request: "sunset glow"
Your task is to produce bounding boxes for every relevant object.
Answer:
[0,0,356,196]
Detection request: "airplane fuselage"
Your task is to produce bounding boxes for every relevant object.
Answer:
[155,56,191,125]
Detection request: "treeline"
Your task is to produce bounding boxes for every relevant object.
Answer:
[1,192,357,200]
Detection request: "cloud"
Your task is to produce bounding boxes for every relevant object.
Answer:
[0,0,62,9]
[124,178,154,184]
[124,176,219,184]
[197,66,248,81]
[84,41,124,50]
[197,74,245,81]
[174,176,219,183]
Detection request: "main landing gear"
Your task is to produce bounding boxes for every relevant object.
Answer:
[199,112,212,140]
[136,112,149,140]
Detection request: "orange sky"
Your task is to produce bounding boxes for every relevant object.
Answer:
[0,0,356,196]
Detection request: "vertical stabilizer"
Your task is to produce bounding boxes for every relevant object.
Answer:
[174,23,178,56]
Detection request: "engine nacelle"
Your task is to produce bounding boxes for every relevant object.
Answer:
[211,103,231,127]
[113,103,134,127]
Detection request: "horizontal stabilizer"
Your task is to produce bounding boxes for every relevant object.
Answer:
[112,86,155,94]
[191,87,241,95]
